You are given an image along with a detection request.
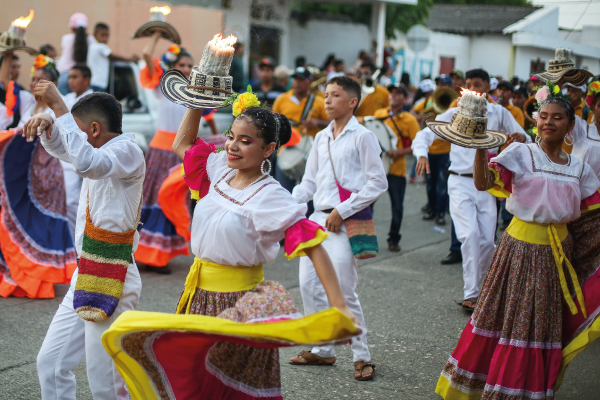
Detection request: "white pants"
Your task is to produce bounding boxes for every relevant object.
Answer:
[448,175,497,300]
[37,263,142,400]
[299,211,370,362]
[60,161,82,240]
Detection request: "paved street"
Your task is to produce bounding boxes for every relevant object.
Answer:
[2,157,599,399]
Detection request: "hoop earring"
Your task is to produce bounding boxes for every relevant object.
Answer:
[564,133,573,146]
[261,159,272,175]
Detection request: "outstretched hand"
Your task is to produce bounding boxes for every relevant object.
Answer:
[22,113,54,142]
[33,80,69,117]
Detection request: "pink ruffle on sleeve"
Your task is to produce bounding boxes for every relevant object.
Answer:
[581,189,600,213]
[284,219,329,260]
[182,138,217,200]
[487,161,513,198]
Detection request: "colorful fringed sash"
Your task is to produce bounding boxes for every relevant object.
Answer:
[327,137,378,259]
[73,192,142,322]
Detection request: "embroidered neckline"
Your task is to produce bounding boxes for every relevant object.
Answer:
[527,144,582,179]
[214,169,276,206]
[587,123,600,143]
[534,142,571,167]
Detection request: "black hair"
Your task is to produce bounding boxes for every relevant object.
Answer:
[321,54,337,71]
[334,59,345,68]
[39,44,55,56]
[237,107,292,148]
[360,61,376,73]
[401,72,410,87]
[513,87,528,98]
[170,48,193,69]
[381,65,389,75]
[71,92,123,134]
[497,81,514,92]
[465,68,490,83]
[37,66,59,83]
[327,76,362,113]
[73,26,88,64]
[94,22,109,34]
[295,56,306,68]
[389,85,408,97]
[71,64,91,79]
[539,97,575,122]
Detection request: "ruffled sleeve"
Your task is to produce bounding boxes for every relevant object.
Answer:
[579,163,600,213]
[5,81,17,117]
[139,58,164,90]
[284,219,329,260]
[182,138,217,200]
[487,162,513,198]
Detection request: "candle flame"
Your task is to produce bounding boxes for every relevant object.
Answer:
[460,88,485,98]
[149,6,171,15]
[209,33,237,49]
[13,10,34,29]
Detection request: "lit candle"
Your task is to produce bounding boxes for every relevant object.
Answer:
[457,88,487,118]
[149,6,170,22]
[8,10,34,38]
[197,34,238,76]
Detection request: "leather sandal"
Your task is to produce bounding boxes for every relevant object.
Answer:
[459,298,477,311]
[354,361,375,381]
[289,350,336,365]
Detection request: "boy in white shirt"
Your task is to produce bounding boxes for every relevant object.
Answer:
[63,64,93,109]
[87,23,139,92]
[24,81,145,400]
[290,76,388,380]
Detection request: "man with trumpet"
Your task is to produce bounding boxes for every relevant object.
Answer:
[355,61,389,120]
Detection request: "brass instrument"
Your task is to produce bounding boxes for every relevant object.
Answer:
[417,87,459,128]
[523,95,537,130]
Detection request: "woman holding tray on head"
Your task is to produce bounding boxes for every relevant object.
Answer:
[136,32,217,274]
[102,88,360,399]
[436,88,600,399]
[0,55,77,298]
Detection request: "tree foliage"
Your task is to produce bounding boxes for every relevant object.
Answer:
[293,0,528,37]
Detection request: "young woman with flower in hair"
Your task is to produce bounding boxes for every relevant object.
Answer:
[0,56,77,298]
[437,85,600,399]
[136,32,217,273]
[101,93,359,400]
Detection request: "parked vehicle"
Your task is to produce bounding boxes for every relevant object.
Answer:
[108,61,233,152]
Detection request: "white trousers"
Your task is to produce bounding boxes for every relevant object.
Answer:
[60,161,82,240]
[448,175,497,300]
[298,211,370,362]
[37,264,142,400]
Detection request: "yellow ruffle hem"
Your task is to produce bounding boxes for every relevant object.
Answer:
[284,228,329,260]
[176,258,265,314]
[101,308,359,400]
[506,217,587,319]
[487,168,511,198]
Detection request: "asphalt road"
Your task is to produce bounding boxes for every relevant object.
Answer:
[1,158,599,399]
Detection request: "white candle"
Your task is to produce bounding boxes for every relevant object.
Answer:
[8,10,34,38]
[197,34,237,76]
[457,89,487,118]
[149,6,170,22]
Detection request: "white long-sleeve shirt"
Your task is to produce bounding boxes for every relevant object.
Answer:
[411,103,528,175]
[292,116,388,220]
[40,113,145,255]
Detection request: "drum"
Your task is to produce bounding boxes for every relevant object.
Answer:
[364,118,398,174]
[278,135,313,182]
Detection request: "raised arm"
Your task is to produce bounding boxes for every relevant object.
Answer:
[473,149,495,191]
[142,32,161,78]
[173,108,205,160]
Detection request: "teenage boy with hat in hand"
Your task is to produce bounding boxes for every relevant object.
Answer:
[372,84,420,252]
[289,76,387,381]
[412,68,528,311]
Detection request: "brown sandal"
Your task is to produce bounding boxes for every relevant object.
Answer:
[460,298,477,311]
[289,350,336,365]
[354,361,375,381]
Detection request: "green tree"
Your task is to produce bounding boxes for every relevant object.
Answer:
[293,0,529,37]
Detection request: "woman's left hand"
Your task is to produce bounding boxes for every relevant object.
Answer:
[337,304,360,326]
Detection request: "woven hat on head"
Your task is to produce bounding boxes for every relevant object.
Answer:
[160,67,233,109]
[132,21,181,45]
[426,92,506,149]
[532,48,593,87]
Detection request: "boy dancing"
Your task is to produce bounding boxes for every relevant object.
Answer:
[290,76,388,380]
[24,81,145,400]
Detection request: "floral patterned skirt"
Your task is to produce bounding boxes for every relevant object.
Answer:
[436,231,573,400]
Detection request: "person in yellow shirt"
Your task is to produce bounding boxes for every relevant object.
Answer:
[355,62,389,118]
[373,85,420,252]
[272,66,329,192]
[496,81,524,128]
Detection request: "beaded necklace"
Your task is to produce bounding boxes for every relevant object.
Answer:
[225,169,268,190]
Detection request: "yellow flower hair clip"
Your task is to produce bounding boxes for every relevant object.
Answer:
[30,54,54,77]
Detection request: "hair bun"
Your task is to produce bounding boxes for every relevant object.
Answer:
[275,113,292,146]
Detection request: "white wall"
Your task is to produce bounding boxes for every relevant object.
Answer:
[469,35,513,79]
[286,19,372,70]
[513,46,556,81]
